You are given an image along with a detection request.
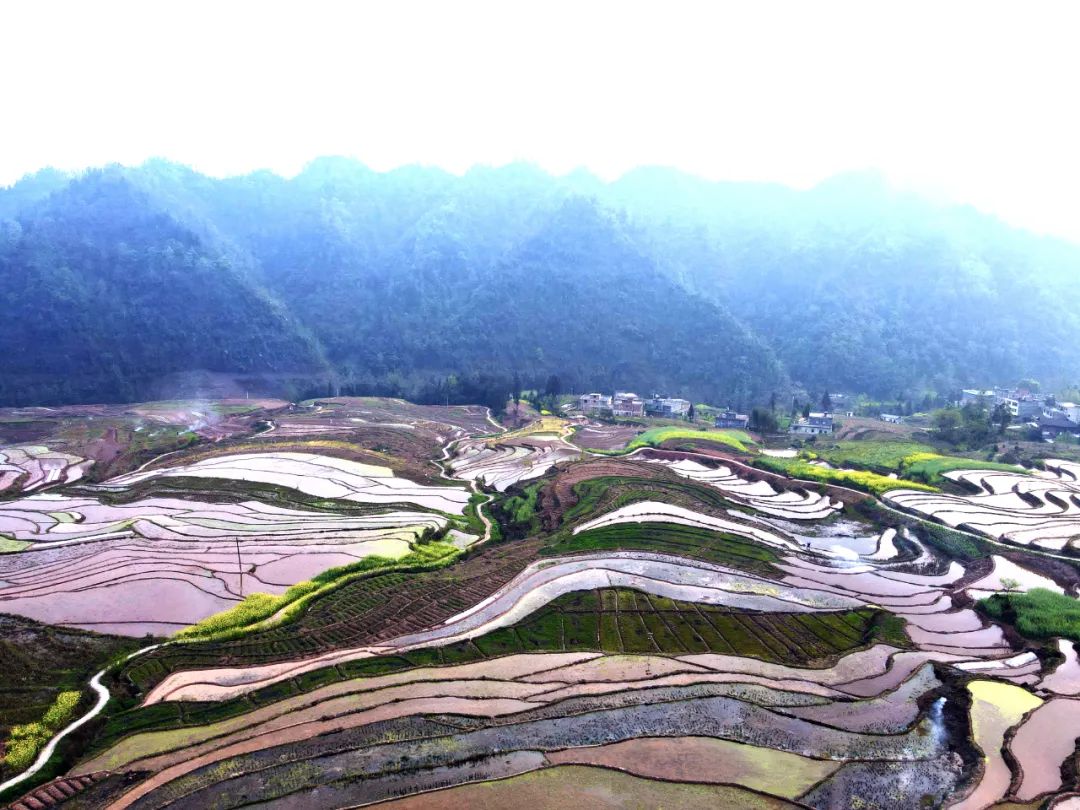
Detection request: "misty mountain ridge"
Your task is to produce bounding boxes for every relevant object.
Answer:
[1,159,1077,407]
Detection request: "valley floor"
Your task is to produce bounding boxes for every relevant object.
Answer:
[2,399,1080,809]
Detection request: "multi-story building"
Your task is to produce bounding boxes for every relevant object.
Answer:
[960,389,995,407]
[645,396,691,418]
[1059,402,1080,424]
[579,393,612,413]
[612,392,645,418]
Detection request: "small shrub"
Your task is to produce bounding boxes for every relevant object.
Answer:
[999,577,1020,593]
[2,690,83,772]
[41,691,81,728]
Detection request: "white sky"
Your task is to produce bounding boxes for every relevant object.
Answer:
[2,0,1079,239]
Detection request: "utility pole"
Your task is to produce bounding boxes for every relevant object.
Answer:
[235,537,244,596]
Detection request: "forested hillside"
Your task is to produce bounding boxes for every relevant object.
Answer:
[604,169,1080,395]
[0,173,327,405]
[1,160,1077,407]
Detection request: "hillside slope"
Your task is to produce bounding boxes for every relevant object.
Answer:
[1,161,1078,406]
[0,172,327,404]
[602,168,1080,394]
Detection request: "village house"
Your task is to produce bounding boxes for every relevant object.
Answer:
[578,393,612,413]
[999,395,1046,420]
[960,386,1045,419]
[611,391,645,418]
[714,410,749,430]
[790,412,834,436]
[1058,402,1080,424]
[1039,412,1080,440]
[960,389,995,407]
[879,413,903,424]
[645,396,691,418]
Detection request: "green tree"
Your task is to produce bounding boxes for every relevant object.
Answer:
[991,403,1012,434]
[749,407,778,433]
[932,408,963,443]
[544,374,562,398]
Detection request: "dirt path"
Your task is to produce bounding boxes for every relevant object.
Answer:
[483,407,506,434]
[0,644,162,797]
[433,434,494,545]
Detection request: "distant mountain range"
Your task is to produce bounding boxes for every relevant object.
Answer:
[1,159,1077,407]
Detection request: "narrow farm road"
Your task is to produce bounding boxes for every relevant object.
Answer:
[470,481,495,544]
[0,644,162,797]
[433,434,495,545]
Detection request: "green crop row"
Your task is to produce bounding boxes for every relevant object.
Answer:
[900,452,1026,484]
[807,441,934,472]
[541,521,780,577]
[805,440,1026,485]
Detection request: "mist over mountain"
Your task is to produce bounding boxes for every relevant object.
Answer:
[1,159,1077,407]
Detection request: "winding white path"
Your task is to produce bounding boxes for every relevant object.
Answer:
[0,644,161,796]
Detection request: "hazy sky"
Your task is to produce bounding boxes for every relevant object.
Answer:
[3,1,1079,239]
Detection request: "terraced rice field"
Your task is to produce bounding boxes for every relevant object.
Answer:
[0,521,433,636]
[449,420,581,491]
[0,399,289,493]
[7,402,1080,809]
[568,423,642,451]
[0,446,474,636]
[0,446,91,494]
[644,457,843,520]
[886,459,1080,550]
[77,642,961,809]
[101,451,472,514]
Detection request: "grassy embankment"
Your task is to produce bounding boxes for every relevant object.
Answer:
[0,537,30,553]
[174,541,460,643]
[980,588,1080,641]
[596,426,754,456]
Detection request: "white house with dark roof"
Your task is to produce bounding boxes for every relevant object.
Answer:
[790,412,834,436]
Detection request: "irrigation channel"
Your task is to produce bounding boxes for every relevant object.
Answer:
[0,644,162,796]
